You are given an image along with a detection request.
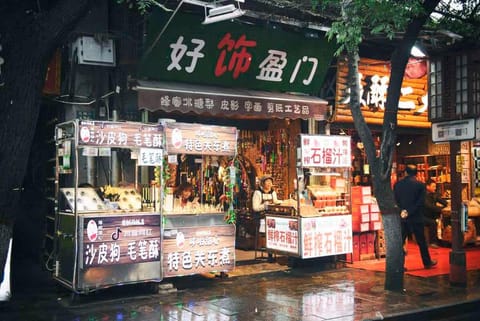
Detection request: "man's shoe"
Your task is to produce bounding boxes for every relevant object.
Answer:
[429,243,440,249]
[424,260,438,269]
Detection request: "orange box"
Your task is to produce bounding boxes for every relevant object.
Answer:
[352,234,360,261]
[352,219,370,232]
[352,194,373,205]
[370,212,380,221]
[367,232,375,253]
[359,233,368,254]
[370,203,380,213]
[351,204,370,215]
[351,186,371,195]
[370,221,383,230]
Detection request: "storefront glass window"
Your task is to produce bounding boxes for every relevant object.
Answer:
[455,54,468,115]
[429,59,442,120]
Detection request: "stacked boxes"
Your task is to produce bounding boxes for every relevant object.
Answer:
[350,186,383,261]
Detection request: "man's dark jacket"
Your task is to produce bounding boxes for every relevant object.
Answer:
[394,175,426,223]
[424,191,447,219]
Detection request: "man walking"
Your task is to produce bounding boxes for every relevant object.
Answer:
[394,164,437,269]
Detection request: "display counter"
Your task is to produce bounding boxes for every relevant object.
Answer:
[265,134,353,259]
[162,213,235,277]
[161,121,238,277]
[56,210,161,292]
[53,120,164,293]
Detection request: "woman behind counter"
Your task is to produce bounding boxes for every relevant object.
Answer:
[175,182,199,209]
[252,176,281,262]
[252,176,281,212]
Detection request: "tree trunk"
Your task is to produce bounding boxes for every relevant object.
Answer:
[346,0,442,292]
[0,0,93,284]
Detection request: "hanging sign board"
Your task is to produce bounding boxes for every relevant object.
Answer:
[299,134,351,168]
[432,118,479,142]
[77,120,163,149]
[139,148,164,166]
[165,122,237,156]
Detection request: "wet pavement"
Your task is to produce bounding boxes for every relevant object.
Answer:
[2,254,480,321]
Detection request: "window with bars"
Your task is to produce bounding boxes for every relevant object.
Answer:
[429,59,442,120]
[455,54,468,115]
[472,67,480,115]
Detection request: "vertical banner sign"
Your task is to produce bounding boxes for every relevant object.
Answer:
[300,135,351,168]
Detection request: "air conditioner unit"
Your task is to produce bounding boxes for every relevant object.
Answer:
[73,36,116,67]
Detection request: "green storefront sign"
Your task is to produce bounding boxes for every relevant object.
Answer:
[139,10,337,96]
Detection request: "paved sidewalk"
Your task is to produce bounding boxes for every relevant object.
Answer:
[1,255,480,321]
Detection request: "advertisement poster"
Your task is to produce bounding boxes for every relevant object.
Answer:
[265,216,299,255]
[163,224,235,277]
[301,215,352,259]
[81,214,161,268]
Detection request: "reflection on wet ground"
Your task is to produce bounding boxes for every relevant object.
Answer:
[2,255,480,321]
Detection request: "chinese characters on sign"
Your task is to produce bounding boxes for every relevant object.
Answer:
[165,122,237,156]
[300,135,351,168]
[78,121,163,149]
[165,33,320,85]
[163,225,235,277]
[140,11,338,95]
[137,84,325,120]
[300,216,352,259]
[265,217,299,254]
[139,148,163,166]
[82,215,161,268]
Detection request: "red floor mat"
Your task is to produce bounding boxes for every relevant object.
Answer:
[348,242,480,277]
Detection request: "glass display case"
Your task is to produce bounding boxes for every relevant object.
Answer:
[161,121,237,277]
[265,134,353,259]
[53,120,163,293]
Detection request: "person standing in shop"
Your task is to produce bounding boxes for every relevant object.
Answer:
[394,164,437,269]
[424,179,447,248]
[252,175,281,262]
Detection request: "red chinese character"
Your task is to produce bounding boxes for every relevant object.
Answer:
[215,33,256,79]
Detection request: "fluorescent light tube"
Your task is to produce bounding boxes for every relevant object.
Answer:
[208,4,236,16]
[202,9,244,24]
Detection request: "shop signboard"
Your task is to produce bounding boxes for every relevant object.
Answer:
[137,80,328,121]
[431,118,479,142]
[162,224,236,277]
[80,214,161,268]
[335,57,430,128]
[265,216,299,254]
[300,135,351,168]
[300,215,352,259]
[77,120,163,149]
[164,122,237,156]
[140,10,337,96]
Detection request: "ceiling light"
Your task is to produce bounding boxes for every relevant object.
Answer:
[202,2,245,25]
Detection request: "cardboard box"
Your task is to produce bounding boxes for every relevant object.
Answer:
[370,212,380,222]
[351,186,371,196]
[370,203,380,213]
[367,232,375,253]
[352,219,370,232]
[351,194,372,205]
[370,221,383,231]
[352,204,370,215]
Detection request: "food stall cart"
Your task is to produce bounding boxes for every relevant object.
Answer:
[265,134,353,259]
[53,120,163,293]
[161,121,237,278]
